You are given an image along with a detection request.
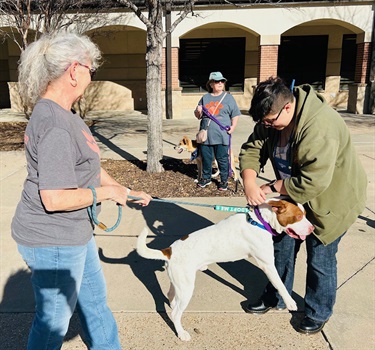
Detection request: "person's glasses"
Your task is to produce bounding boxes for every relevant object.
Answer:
[214,80,226,84]
[261,103,288,126]
[78,63,96,79]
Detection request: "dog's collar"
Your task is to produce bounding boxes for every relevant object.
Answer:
[246,207,278,236]
[190,149,198,161]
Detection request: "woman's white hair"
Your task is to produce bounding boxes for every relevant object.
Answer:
[18,32,102,106]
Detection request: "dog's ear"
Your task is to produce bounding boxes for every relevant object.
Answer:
[268,200,287,214]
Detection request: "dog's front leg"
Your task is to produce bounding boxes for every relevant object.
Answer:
[260,263,297,311]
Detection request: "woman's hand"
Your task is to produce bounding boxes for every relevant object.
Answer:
[127,190,152,207]
[227,126,235,134]
[227,116,239,135]
[109,185,130,206]
[100,168,151,206]
[194,105,202,119]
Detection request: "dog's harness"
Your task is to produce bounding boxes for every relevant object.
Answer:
[247,206,278,236]
[190,149,198,161]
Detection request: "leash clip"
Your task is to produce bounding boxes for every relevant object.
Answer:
[247,205,254,212]
[98,222,108,230]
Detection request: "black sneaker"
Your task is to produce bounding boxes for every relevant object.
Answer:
[197,178,212,188]
[218,181,228,191]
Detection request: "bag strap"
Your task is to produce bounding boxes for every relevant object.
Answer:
[214,92,227,115]
[204,92,227,129]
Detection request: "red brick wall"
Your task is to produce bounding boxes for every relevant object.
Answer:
[162,47,180,90]
[162,48,166,89]
[171,47,179,89]
[258,45,279,82]
[355,42,372,84]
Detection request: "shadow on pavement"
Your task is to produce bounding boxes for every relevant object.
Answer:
[0,269,83,349]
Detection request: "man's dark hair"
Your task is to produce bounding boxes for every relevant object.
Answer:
[249,76,294,122]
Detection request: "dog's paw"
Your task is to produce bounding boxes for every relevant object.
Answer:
[178,330,191,341]
[194,178,198,183]
[286,299,298,311]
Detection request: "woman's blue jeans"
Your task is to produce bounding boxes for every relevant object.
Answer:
[18,236,121,350]
[261,232,343,323]
[200,144,229,182]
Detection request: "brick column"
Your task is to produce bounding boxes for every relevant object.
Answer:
[354,41,372,83]
[348,41,372,113]
[162,47,179,89]
[171,47,179,89]
[258,45,279,82]
[162,47,166,90]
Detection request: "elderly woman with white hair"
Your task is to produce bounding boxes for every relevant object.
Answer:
[12,32,151,349]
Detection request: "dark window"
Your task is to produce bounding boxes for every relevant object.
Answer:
[179,37,245,93]
[278,35,328,90]
[340,34,356,90]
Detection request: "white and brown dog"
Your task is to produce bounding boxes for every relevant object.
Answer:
[137,198,315,341]
[174,135,238,182]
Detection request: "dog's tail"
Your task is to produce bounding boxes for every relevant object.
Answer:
[136,227,169,261]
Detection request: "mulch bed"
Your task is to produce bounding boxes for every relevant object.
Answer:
[0,121,244,198]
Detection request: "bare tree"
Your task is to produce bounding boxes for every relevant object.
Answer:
[114,0,279,173]
[114,0,199,173]
[0,0,122,50]
[0,0,122,117]
[0,0,285,172]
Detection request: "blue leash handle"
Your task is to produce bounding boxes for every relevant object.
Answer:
[87,186,122,232]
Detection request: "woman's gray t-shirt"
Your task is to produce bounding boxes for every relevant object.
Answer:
[11,99,101,247]
[198,92,241,145]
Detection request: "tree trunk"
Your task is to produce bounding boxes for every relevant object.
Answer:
[145,14,164,173]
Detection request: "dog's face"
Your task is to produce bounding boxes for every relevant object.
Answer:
[174,136,195,154]
[263,199,314,240]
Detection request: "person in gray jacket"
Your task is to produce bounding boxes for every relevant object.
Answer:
[240,76,367,334]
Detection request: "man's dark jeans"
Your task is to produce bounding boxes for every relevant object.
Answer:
[262,232,343,322]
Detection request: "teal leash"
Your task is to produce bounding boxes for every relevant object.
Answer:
[87,189,250,233]
[128,195,251,214]
[87,186,122,232]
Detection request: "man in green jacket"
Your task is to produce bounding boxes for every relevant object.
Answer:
[239,76,367,334]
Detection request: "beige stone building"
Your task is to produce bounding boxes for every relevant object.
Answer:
[0,1,373,118]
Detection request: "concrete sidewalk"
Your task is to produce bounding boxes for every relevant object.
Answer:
[0,111,374,349]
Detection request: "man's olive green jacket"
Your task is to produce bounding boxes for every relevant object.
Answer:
[240,85,367,245]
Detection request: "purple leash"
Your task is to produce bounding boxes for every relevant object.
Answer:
[201,105,233,177]
[254,207,278,236]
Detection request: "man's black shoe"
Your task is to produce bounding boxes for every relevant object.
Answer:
[297,316,326,334]
[244,300,285,314]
